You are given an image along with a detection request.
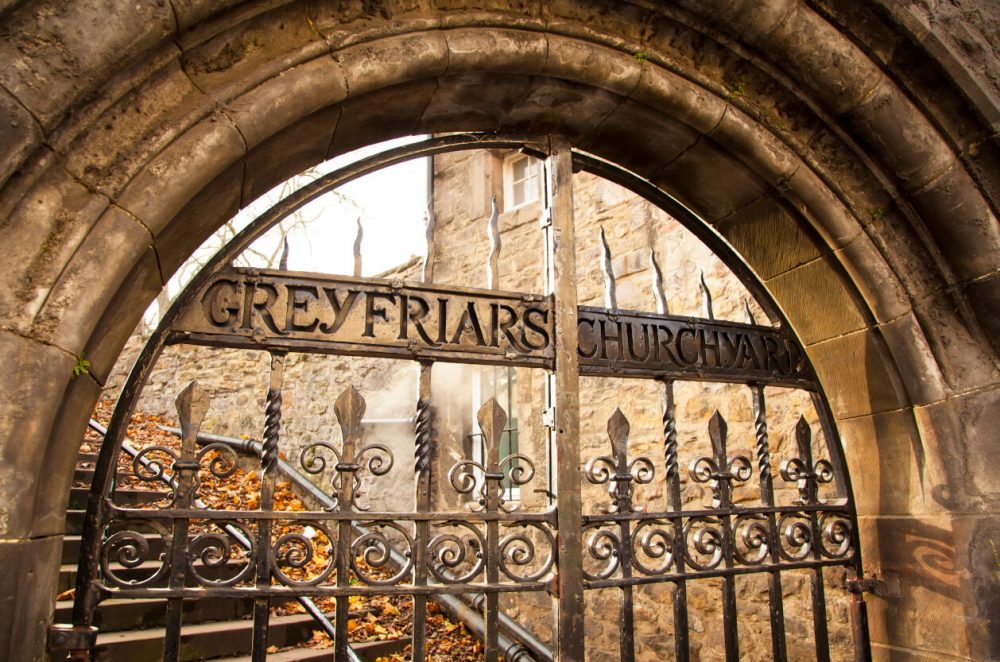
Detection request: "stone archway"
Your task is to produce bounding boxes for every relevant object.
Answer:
[0,2,997,659]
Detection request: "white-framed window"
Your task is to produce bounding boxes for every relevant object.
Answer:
[469,366,521,502]
[503,152,541,210]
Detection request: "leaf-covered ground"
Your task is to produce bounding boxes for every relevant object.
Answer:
[78,400,489,661]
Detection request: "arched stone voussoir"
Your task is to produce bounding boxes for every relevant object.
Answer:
[176,1,332,105]
[113,111,247,238]
[28,206,154,357]
[0,0,177,130]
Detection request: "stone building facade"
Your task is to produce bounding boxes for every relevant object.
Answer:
[2,1,1000,659]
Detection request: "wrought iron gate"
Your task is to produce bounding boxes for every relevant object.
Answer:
[63,134,871,661]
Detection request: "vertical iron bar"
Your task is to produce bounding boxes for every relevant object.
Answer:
[162,383,210,661]
[544,136,585,660]
[795,418,831,662]
[478,399,507,662]
[252,351,285,661]
[608,410,634,662]
[412,361,433,662]
[708,413,740,662]
[660,379,689,662]
[334,387,365,660]
[752,385,788,662]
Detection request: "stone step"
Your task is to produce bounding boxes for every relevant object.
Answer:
[67,487,172,510]
[92,613,319,662]
[66,510,86,535]
[77,452,99,465]
[54,597,255,632]
[213,636,407,662]
[74,467,95,485]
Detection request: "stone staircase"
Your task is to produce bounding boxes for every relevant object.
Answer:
[54,450,406,661]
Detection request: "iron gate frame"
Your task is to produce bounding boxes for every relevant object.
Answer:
[62,133,872,662]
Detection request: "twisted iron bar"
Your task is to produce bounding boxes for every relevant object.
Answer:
[414,397,432,475]
[261,388,281,474]
[752,388,771,478]
[663,391,679,480]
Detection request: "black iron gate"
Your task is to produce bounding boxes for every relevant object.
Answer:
[60,134,871,661]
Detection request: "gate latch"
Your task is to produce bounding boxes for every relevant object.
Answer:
[48,624,98,658]
[846,572,901,597]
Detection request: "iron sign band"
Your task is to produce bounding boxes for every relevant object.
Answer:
[170,269,816,388]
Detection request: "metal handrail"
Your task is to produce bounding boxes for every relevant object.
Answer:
[87,420,364,662]
[158,424,554,662]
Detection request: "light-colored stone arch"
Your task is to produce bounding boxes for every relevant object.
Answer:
[1,1,998,659]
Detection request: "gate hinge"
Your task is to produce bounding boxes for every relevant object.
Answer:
[546,574,560,598]
[846,572,900,598]
[48,624,98,657]
[542,407,555,429]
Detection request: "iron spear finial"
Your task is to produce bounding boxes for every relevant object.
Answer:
[600,226,617,310]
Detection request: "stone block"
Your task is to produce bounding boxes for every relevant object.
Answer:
[847,77,955,191]
[333,79,438,156]
[156,162,244,280]
[708,104,801,187]
[61,57,214,198]
[334,32,449,99]
[0,536,62,662]
[863,207,949,301]
[942,386,1000,498]
[115,112,246,237]
[170,0,247,32]
[0,0,175,128]
[30,205,151,355]
[808,329,907,419]
[912,287,1000,393]
[962,271,1000,357]
[630,64,727,137]
[240,106,340,206]
[878,313,948,406]
[179,2,328,102]
[766,257,869,344]
[715,197,822,280]
[803,126,896,224]
[579,99,701,182]
[543,0,649,48]
[652,137,766,222]
[0,331,73,538]
[909,164,1000,282]
[0,165,110,337]
[309,0,439,50]
[836,232,910,323]
[758,3,883,115]
[81,247,163,387]
[838,409,938,517]
[444,28,546,75]
[782,163,863,249]
[498,77,622,139]
[865,516,972,658]
[31,372,100,538]
[419,72,532,134]
[0,86,41,190]
[543,34,642,97]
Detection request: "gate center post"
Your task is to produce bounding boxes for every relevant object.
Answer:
[544,136,586,660]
